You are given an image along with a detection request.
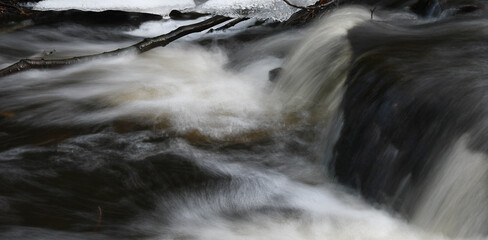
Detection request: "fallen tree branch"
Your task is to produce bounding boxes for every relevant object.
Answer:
[282,0,336,10]
[0,15,231,78]
[216,18,249,31]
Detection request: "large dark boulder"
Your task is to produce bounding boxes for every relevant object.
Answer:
[333,17,488,214]
[1,4,162,28]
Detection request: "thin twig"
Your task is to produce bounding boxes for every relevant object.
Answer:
[216,18,249,31]
[370,6,377,19]
[94,205,103,232]
[282,0,336,11]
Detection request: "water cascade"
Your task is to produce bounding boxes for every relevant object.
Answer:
[0,1,487,239]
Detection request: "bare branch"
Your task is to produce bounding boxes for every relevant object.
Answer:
[0,15,232,78]
[282,0,336,11]
[94,205,103,232]
[370,6,377,19]
[216,18,249,31]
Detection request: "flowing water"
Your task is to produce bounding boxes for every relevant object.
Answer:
[1,1,487,239]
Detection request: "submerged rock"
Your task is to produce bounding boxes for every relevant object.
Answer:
[268,67,282,82]
[334,16,488,233]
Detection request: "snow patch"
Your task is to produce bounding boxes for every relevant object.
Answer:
[34,0,195,15]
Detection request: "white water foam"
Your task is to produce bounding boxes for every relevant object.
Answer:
[0,44,282,139]
[146,158,446,240]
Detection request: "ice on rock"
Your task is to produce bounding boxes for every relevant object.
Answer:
[35,0,318,20]
[34,0,195,15]
[198,0,318,20]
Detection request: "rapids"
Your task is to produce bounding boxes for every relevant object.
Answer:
[1,1,487,239]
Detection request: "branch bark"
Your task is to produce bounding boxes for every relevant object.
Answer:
[216,18,249,31]
[282,0,336,10]
[0,15,232,78]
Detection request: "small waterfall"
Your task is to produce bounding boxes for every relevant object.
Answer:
[272,6,372,176]
[273,6,371,113]
[274,5,488,239]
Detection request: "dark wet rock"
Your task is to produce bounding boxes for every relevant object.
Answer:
[410,0,484,16]
[333,18,488,214]
[1,7,162,28]
[169,10,209,20]
[32,10,163,27]
[0,2,30,25]
[283,0,485,26]
[269,67,282,82]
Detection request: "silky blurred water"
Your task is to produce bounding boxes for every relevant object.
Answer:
[1,2,487,240]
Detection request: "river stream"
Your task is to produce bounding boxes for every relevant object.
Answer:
[0,1,487,239]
